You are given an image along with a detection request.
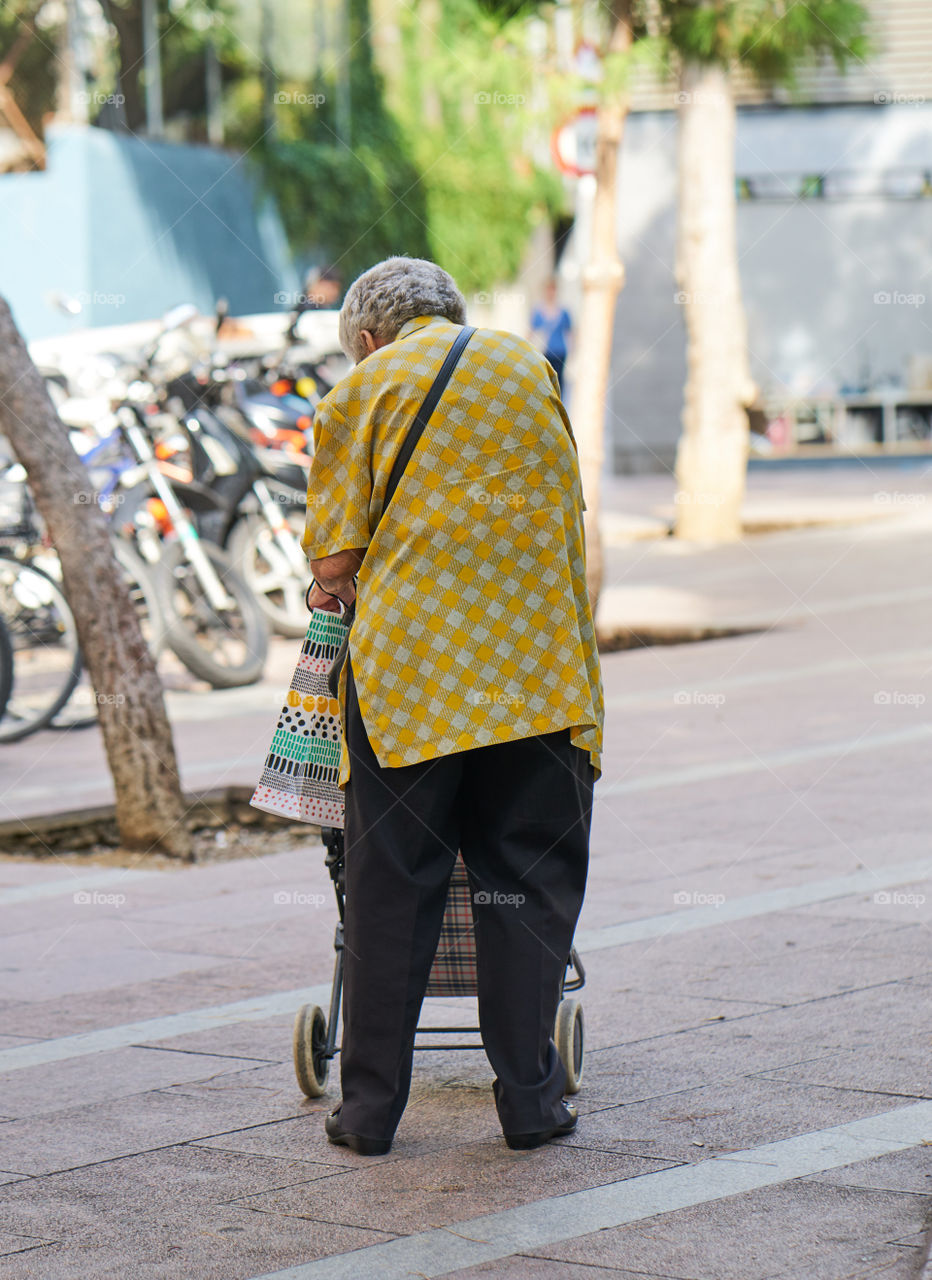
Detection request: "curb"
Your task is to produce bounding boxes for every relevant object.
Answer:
[0,785,300,858]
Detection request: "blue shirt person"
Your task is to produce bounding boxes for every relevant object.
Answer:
[530,281,572,397]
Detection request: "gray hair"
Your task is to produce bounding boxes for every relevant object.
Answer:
[338,257,467,363]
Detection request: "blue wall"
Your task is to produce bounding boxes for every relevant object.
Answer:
[0,125,299,341]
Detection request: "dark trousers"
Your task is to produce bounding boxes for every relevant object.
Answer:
[339,662,594,1140]
[546,351,566,398]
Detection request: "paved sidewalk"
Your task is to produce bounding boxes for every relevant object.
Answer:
[1,468,931,1277]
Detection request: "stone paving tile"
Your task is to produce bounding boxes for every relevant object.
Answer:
[0,1068,311,1176]
[137,1016,295,1061]
[195,1112,385,1170]
[0,1232,55,1260]
[229,1140,680,1237]
[753,1039,932,1099]
[0,932,242,1005]
[793,883,932,928]
[531,1180,929,1279]
[447,1259,689,1280]
[807,1147,932,1196]
[0,1143,346,1243]
[0,1047,272,1120]
[561,1078,908,1164]
[0,958,317,1039]
[0,1204,393,1280]
[579,981,932,1106]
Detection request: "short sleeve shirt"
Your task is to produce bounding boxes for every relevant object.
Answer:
[302,316,604,784]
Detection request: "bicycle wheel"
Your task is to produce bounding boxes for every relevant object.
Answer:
[0,557,82,742]
[50,539,167,731]
[228,511,309,639]
[156,539,269,688]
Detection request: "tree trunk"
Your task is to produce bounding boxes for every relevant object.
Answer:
[0,298,192,858]
[573,2,632,614]
[673,61,756,541]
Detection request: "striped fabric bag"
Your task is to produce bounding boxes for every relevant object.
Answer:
[250,607,346,828]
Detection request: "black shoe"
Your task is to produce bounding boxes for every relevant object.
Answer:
[324,1109,392,1156]
[503,1102,578,1151]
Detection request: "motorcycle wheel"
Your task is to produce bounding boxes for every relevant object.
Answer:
[112,539,167,658]
[228,511,310,639]
[156,540,269,688]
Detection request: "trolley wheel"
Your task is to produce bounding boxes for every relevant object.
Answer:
[293,1003,329,1098]
[554,998,584,1095]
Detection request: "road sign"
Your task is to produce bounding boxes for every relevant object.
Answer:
[550,106,597,178]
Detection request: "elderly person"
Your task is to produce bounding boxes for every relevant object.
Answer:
[304,256,603,1156]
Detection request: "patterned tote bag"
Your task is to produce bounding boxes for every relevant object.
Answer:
[250,607,346,828]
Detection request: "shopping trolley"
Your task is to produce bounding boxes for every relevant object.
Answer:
[292,826,586,1098]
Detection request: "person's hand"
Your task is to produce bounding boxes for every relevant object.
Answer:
[307,581,344,612]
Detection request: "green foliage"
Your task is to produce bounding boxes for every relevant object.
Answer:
[256,136,431,286]
[659,0,870,80]
[389,0,564,293]
[0,2,60,140]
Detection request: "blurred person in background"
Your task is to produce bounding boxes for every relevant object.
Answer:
[530,277,572,399]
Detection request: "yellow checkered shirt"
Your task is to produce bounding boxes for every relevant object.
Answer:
[302,315,604,783]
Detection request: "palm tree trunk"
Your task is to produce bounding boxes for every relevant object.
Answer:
[0,298,192,858]
[572,0,633,613]
[673,61,756,541]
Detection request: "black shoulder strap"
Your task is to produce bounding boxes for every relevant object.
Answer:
[382,324,476,517]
